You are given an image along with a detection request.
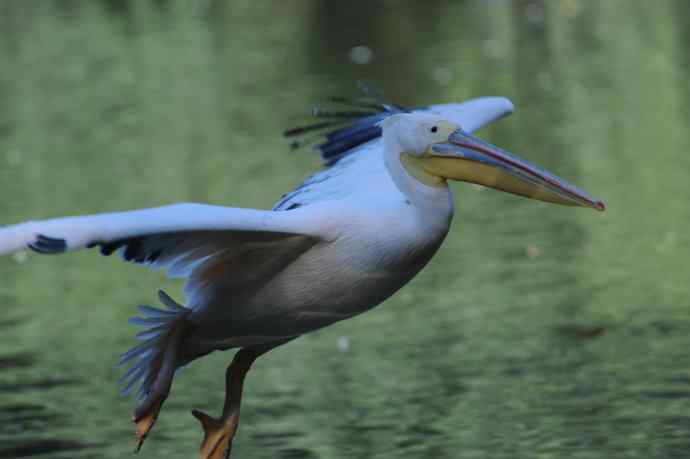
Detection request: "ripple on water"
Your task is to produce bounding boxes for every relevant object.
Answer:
[0,439,89,458]
[0,316,92,459]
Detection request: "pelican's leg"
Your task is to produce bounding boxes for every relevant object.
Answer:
[192,342,284,459]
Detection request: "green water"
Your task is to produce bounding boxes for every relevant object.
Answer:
[1,1,690,458]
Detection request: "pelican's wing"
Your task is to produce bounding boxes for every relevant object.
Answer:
[275,97,515,210]
[0,203,337,300]
[0,203,338,397]
[324,97,515,166]
[285,96,513,168]
[426,97,515,133]
[0,203,331,256]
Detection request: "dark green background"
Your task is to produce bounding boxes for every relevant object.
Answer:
[1,1,689,458]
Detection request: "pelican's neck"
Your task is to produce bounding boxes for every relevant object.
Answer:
[383,137,454,214]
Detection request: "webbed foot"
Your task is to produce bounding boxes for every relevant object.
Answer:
[193,409,239,459]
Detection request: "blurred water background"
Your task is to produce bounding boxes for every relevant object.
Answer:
[1,1,690,458]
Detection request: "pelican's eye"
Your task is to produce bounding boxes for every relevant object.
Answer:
[430,126,438,133]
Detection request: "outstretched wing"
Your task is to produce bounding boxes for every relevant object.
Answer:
[0,203,330,255]
[0,203,335,303]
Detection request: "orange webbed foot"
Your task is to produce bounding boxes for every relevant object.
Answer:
[192,409,239,459]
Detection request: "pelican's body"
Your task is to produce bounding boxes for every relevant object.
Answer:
[0,96,603,458]
[191,194,450,351]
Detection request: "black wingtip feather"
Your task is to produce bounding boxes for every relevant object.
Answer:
[147,250,162,263]
[320,127,382,163]
[27,234,67,254]
[99,240,128,256]
[123,239,142,262]
[324,113,388,143]
[285,83,408,166]
[283,120,346,138]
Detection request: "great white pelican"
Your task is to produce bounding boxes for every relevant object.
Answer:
[0,94,604,458]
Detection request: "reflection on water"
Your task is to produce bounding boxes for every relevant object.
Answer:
[1,0,690,458]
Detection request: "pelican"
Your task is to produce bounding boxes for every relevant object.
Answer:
[0,94,604,458]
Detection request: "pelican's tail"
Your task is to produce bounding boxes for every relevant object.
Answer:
[117,289,190,399]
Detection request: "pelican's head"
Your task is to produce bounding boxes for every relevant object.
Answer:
[381,113,604,211]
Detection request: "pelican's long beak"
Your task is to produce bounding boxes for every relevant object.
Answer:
[424,129,605,211]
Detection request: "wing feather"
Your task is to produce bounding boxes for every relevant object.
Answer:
[274,97,515,211]
[0,203,333,306]
[0,203,332,256]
